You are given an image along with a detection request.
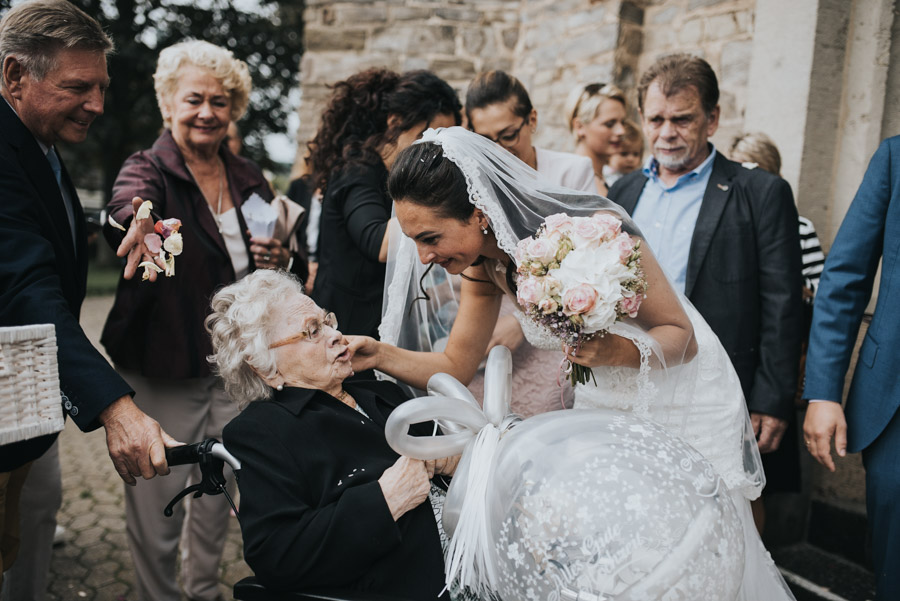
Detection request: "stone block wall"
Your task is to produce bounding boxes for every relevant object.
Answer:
[296,0,521,168]
[640,0,756,155]
[295,0,757,165]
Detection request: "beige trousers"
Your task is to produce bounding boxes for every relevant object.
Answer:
[121,370,239,601]
[1,439,61,601]
[0,462,33,587]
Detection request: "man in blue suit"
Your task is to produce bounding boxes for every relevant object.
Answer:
[804,136,900,600]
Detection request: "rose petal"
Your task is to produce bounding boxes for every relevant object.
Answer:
[165,254,176,277]
[144,233,163,254]
[135,200,153,221]
[163,232,183,256]
[107,214,127,231]
[138,261,163,281]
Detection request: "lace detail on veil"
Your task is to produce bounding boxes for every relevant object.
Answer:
[429,144,520,257]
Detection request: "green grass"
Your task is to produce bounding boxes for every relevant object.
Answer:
[86,263,122,296]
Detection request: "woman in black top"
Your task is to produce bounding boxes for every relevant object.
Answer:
[307,68,462,339]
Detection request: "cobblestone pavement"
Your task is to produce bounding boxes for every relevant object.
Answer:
[48,295,252,601]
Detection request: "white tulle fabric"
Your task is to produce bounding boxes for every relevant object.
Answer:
[379,127,793,600]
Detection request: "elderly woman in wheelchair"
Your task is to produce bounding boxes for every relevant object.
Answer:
[205,269,457,600]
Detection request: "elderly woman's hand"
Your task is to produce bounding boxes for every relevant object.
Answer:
[431,454,461,476]
[378,456,431,521]
[250,235,291,271]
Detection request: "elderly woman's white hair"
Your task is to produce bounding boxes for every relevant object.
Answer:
[154,40,251,127]
[206,270,304,406]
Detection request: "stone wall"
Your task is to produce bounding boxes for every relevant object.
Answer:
[296,0,759,163]
[297,0,520,167]
[640,0,756,154]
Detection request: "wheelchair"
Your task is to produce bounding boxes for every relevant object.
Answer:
[164,439,409,601]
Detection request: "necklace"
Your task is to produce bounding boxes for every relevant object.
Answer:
[186,159,225,233]
[336,389,356,408]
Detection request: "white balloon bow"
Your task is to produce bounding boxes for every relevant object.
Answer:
[385,345,518,596]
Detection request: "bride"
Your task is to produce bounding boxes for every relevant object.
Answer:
[348,126,794,601]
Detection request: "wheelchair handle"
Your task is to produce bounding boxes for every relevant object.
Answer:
[165,439,242,471]
[165,441,204,466]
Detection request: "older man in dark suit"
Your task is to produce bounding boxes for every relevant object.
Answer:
[607,54,803,527]
[0,0,175,580]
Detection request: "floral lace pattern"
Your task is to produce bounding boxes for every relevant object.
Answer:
[487,410,745,601]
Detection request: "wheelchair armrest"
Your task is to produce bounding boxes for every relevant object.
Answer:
[233,576,412,601]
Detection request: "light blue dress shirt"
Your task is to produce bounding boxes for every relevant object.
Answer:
[631,145,717,294]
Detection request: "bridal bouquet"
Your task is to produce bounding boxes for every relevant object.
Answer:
[515,213,647,386]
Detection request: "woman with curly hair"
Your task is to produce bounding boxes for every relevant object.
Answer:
[307,68,461,342]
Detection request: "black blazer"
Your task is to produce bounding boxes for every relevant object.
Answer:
[312,163,390,339]
[223,380,448,600]
[608,154,803,420]
[0,100,132,471]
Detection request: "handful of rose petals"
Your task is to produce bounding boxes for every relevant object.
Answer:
[108,200,184,280]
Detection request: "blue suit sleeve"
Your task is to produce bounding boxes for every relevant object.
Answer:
[803,140,893,402]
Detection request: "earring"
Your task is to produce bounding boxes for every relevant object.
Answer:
[276,384,284,391]
[481,225,489,235]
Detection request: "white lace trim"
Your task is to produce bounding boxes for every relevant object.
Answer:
[426,137,520,258]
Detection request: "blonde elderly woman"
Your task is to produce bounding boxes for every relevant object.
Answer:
[100,40,296,601]
[565,82,628,194]
[208,270,454,600]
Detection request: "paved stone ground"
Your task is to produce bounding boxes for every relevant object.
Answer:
[47,295,252,601]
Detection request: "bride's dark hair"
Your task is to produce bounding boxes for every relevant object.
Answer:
[306,69,462,193]
[387,142,472,221]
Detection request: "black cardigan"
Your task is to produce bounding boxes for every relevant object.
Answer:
[223,380,448,600]
[312,162,390,339]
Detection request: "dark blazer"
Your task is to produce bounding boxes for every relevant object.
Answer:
[608,153,803,420]
[0,100,132,471]
[804,137,900,453]
[312,162,390,339]
[101,131,277,378]
[223,380,448,600]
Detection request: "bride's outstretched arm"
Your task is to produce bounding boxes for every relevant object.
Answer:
[568,244,697,369]
[348,268,503,390]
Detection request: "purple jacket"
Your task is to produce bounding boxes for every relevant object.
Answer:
[101,130,271,378]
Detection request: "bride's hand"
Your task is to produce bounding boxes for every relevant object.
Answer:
[347,335,379,372]
[565,333,640,368]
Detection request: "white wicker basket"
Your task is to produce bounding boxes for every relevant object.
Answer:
[0,324,65,445]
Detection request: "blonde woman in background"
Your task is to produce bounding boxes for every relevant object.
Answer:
[565,82,628,194]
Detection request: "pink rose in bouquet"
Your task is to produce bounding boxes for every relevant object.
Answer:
[562,284,598,316]
[516,277,546,306]
[619,290,643,318]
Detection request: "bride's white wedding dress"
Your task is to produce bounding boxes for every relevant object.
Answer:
[381,127,795,600]
[505,263,794,600]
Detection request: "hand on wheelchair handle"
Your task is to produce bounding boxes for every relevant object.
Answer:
[165,441,204,466]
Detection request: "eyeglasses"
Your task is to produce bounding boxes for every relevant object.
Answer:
[481,117,528,148]
[268,312,338,348]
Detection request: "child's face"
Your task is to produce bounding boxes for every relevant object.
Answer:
[609,142,643,173]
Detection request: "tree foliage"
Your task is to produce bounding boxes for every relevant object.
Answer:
[0,0,304,201]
